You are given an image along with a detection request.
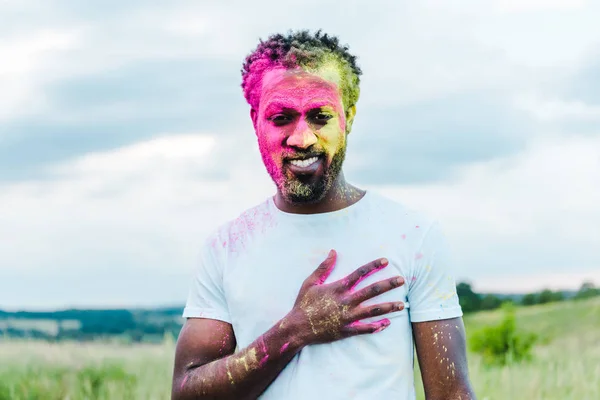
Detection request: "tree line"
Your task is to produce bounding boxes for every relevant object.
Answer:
[456,280,599,313]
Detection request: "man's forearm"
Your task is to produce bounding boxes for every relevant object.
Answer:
[444,384,476,400]
[173,315,303,400]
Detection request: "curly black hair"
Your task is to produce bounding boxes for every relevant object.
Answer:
[241,29,362,111]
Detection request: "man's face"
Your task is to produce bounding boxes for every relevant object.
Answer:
[252,66,354,205]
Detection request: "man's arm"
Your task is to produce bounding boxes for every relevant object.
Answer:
[413,317,476,400]
[171,316,303,400]
[172,251,405,400]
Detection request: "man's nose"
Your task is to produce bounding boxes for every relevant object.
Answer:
[286,118,317,149]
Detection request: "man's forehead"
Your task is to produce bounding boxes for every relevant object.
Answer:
[261,65,342,92]
[260,66,343,111]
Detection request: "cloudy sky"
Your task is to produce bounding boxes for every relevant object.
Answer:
[1,0,599,310]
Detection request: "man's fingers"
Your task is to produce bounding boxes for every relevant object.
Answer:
[351,301,404,320]
[350,276,404,304]
[341,258,389,290]
[307,249,337,286]
[342,319,391,336]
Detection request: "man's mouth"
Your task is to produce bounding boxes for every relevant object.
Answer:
[288,156,319,168]
[285,155,324,175]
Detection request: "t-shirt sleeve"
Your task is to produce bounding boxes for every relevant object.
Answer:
[182,238,232,323]
[407,221,463,323]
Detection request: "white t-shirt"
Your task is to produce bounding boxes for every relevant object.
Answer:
[183,190,462,399]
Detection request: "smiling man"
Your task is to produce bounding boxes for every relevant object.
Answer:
[172,30,476,399]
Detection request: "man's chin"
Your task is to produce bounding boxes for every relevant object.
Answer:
[281,181,328,205]
[285,193,324,205]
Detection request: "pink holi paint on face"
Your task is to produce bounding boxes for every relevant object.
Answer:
[254,67,348,198]
[401,234,407,240]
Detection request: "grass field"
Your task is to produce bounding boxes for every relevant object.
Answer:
[1,297,599,399]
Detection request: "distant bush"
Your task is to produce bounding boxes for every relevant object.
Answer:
[456,282,482,313]
[538,289,564,304]
[480,294,503,310]
[521,289,565,306]
[521,293,538,306]
[469,303,538,365]
[574,281,599,300]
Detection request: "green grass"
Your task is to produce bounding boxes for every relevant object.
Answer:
[416,297,600,399]
[1,298,599,399]
[0,339,174,400]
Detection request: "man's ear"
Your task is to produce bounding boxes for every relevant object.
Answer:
[250,108,258,134]
[345,105,357,134]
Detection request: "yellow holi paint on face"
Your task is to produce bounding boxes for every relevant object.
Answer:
[255,65,352,204]
[301,59,346,105]
[258,66,349,136]
[241,30,362,121]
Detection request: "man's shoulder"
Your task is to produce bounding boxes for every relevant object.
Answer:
[202,198,274,252]
[368,190,437,233]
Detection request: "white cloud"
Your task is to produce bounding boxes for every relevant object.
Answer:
[474,271,600,294]
[2,132,599,307]
[370,134,600,291]
[3,0,599,124]
[493,0,587,13]
[474,0,600,69]
[2,0,600,307]
[514,93,600,122]
[0,132,271,275]
[0,29,81,121]
[0,130,276,308]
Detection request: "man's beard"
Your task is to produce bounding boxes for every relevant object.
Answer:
[261,143,347,205]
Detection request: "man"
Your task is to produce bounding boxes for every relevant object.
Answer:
[172,30,475,399]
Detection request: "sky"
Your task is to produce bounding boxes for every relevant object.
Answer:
[1,0,599,310]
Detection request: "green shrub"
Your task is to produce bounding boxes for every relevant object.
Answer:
[574,281,599,300]
[521,293,538,306]
[469,303,538,365]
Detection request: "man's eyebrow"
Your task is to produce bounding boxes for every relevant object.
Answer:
[264,102,295,114]
[304,101,336,110]
[264,101,336,114]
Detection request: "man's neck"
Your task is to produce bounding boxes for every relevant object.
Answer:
[274,175,366,215]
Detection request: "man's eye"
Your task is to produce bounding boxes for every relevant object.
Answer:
[313,113,333,123]
[269,115,292,124]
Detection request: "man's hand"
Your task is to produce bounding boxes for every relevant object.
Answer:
[173,249,405,400]
[286,249,405,346]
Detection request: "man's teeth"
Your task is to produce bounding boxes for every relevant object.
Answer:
[289,157,319,167]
